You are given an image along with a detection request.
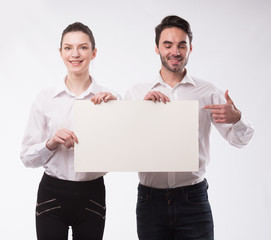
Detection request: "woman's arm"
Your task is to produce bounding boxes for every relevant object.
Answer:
[20,101,55,168]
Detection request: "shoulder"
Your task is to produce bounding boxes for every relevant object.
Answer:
[90,77,121,97]
[95,83,116,93]
[190,75,224,97]
[190,75,225,104]
[125,82,154,100]
[128,82,154,92]
[31,85,59,111]
[191,75,220,92]
[35,85,56,101]
[94,83,121,99]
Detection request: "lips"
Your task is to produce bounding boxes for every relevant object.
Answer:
[69,60,83,66]
[168,56,182,64]
[169,58,182,65]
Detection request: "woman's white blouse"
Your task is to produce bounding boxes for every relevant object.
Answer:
[21,77,120,181]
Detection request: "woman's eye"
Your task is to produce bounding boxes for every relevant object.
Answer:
[80,46,88,50]
[64,47,71,50]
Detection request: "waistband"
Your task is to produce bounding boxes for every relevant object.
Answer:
[40,172,104,192]
[138,179,208,195]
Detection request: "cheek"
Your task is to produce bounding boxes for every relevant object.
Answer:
[159,51,169,59]
[61,52,69,61]
[183,49,191,56]
[80,50,92,59]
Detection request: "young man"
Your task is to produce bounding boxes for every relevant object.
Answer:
[125,15,254,240]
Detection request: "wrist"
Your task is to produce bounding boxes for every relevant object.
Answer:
[46,139,59,151]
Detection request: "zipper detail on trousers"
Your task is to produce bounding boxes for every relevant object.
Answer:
[36,198,57,207]
[36,206,61,216]
[85,208,105,219]
[89,199,106,209]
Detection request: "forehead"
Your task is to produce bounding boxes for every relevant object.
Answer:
[62,31,91,45]
[159,27,189,44]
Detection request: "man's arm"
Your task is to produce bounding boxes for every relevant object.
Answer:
[204,90,254,147]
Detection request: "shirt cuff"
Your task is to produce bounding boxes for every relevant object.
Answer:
[232,113,249,132]
[37,140,56,163]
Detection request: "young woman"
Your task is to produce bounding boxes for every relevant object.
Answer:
[21,22,118,240]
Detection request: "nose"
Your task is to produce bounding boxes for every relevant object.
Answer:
[171,46,180,56]
[72,48,80,58]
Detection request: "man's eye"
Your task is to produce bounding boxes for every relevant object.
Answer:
[165,45,171,49]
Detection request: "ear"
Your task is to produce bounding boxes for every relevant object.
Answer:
[155,45,160,55]
[59,48,63,58]
[91,48,97,60]
[189,43,193,53]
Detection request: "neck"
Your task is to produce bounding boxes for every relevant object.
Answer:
[65,72,91,96]
[160,67,186,88]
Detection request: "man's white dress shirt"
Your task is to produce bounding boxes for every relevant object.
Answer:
[21,76,119,181]
[125,71,254,188]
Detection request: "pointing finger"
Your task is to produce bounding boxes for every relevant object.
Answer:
[203,104,223,110]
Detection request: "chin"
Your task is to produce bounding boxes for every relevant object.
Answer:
[68,69,84,74]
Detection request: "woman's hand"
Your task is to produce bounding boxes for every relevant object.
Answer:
[90,92,117,104]
[46,128,78,151]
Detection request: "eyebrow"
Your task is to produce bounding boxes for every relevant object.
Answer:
[63,43,89,46]
[162,40,188,45]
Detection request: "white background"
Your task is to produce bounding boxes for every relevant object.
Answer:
[0,0,270,239]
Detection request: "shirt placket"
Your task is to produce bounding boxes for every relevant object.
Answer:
[167,87,178,188]
[168,172,176,188]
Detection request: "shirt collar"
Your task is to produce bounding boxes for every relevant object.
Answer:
[53,76,102,98]
[150,69,196,90]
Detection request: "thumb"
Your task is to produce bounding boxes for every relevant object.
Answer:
[225,90,239,111]
[225,90,233,104]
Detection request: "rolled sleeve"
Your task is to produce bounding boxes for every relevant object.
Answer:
[20,99,54,168]
[231,114,254,146]
[21,140,55,168]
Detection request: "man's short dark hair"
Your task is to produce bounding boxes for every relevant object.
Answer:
[60,22,96,50]
[155,15,193,47]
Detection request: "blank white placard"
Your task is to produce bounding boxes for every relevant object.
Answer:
[74,100,198,172]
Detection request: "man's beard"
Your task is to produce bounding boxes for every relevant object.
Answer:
[160,54,189,73]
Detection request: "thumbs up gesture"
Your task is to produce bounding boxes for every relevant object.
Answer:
[203,90,241,124]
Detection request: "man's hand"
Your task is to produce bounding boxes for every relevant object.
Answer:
[144,91,170,103]
[46,128,79,151]
[204,90,241,124]
[91,92,117,105]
